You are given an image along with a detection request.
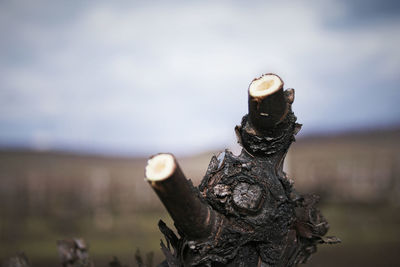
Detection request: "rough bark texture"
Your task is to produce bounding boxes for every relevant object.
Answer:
[149,73,339,267]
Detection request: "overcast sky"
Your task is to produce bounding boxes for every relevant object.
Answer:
[0,0,399,156]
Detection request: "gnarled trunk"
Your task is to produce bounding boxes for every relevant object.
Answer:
[145,73,339,267]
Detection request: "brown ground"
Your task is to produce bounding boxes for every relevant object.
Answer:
[1,127,399,266]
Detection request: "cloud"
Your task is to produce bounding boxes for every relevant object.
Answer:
[0,0,399,155]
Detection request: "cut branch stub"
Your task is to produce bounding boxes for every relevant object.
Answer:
[248,73,288,132]
[145,153,216,240]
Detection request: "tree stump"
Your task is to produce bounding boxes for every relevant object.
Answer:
[146,73,339,266]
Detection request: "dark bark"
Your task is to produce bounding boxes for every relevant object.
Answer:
[147,73,339,266]
[248,73,289,132]
[146,154,219,240]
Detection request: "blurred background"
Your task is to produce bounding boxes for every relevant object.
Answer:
[1,0,399,266]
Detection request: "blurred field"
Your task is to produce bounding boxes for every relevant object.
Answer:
[0,150,212,266]
[288,127,400,204]
[0,127,399,266]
